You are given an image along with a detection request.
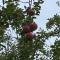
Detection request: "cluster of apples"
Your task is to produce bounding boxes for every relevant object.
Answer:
[22,22,37,40]
[21,7,37,40]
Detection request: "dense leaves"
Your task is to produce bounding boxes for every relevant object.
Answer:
[51,40,60,60]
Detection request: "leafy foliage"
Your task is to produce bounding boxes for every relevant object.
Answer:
[51,40,60,60]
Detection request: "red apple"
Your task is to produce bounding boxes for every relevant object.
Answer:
[25,32,34,40]
[30,22,38,31]
[26,7,35,16]
[22,25,30,33]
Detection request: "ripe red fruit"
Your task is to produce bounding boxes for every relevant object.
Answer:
[30,22,38,31]
[22,25,30,33]
[26,7,35,16]
[25,32,34,40]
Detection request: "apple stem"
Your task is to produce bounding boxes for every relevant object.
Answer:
[29,0,32,7]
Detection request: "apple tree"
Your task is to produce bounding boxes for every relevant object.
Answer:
[0,0,60,60]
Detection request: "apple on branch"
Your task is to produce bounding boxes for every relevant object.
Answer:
[22,24,30,33]
[26,7,35,16]
[25,32,35,40]
[30,22,38,31]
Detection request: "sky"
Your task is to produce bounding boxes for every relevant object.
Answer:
[0,0,60,46]
[37,0,60,28]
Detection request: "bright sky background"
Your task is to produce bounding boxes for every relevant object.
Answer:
[0,0,60,46]
[37,0,60,28]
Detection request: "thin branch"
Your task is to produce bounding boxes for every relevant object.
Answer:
[3,0,5,5]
